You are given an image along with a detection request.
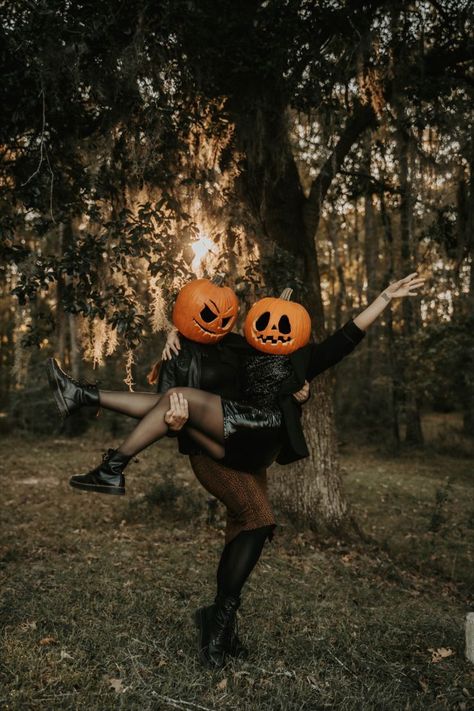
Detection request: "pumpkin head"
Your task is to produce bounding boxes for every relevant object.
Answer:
[244,288,311,354]
[172,277,239,344]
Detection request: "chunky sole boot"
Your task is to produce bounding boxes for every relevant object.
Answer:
[69,478,125,496]
[46,357,100,419]
[69,448,129,496]
[193,595,241,669]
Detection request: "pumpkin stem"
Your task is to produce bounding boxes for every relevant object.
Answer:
[279,287,293,301]
[211,273,226,286]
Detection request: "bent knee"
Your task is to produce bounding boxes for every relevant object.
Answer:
[166,386,191,397]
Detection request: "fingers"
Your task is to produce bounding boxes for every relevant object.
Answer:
[168,392,189,418]
[293,380,310,402]
[165,392,189,431]
[177,392,189,417]
[162,331,181,361]
[401,271,419,283]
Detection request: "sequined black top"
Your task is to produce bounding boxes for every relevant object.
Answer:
[239,353,293,409]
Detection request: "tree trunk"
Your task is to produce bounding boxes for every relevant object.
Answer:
[379,190,401,449]
[461,137,474,436]
[271,371,348,530]
[56,223,67,365]
[395,124,424,445]
[248,153,349,530]
[363,137,378,413]
[327,210,346,328]
[234,96,376,531]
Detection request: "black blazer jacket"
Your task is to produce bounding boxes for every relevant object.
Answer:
[157,319,366,465]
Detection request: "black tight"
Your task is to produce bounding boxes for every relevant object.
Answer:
[106,387,226,461]
[98,390,160,419]
[216,526,273,599]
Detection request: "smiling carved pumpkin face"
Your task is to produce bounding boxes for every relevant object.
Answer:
[172,278,239,344]
[244,288,311,354]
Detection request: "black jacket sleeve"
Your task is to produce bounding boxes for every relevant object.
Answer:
[156,357,180,437]
[306,318,366,382]
[156,355,180,393]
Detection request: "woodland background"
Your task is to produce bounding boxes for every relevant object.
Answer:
[0,2,473,709]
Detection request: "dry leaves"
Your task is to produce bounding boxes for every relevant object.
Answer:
[38,636,57,646]
[418,677,429,692]
[108,677,125,693]
[428,647,455,663]
[19,620,37,632]
[216,677,228,691]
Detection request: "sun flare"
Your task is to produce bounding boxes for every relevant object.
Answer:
[191,233,218,274]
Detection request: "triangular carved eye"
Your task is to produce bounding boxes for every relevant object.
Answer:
[255,311,270,331]
[221,316,232,327]
[278,315,291,334]
[200,305,218,323]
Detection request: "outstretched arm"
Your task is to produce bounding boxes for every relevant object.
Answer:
[352,271,425,331]
[306,319,366,381]
[306,271,426,381]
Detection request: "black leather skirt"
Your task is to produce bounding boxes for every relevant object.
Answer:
[220,399,283,471]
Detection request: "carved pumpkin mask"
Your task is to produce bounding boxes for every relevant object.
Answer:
[172,277,239,344]
[244,288,311,355]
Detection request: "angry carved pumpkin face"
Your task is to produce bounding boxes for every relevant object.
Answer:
[244,288,311,354]
[172,278,239,344]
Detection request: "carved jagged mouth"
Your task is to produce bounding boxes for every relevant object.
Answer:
[193,318,221,336]
[256,334,292,345]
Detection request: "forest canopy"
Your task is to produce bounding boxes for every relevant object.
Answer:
[1,0,473,443]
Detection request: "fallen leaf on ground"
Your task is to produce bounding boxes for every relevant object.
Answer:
[418,677,429,692]
[108,677,125,693]
[428,647,455,663]
[20,620,37,632]
[39,636,57,646]
[216,677,227,690]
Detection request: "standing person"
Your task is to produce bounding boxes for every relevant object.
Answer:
[151,324,311,670]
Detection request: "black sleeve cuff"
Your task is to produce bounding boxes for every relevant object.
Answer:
[166,430,179,438]
[341,318,366,345]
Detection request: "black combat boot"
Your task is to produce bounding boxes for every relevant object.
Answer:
[69,448,130,496]
[214,591,249,660]
[46,357,100,418]
[194,594,242,669]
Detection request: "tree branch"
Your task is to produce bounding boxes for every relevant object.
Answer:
[303,101,377,238]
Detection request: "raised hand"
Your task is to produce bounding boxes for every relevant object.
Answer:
[383,272,426,299]
[162,327,182,360]
[353,271,427,331]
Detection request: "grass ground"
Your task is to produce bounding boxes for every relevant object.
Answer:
[1,418,473,711]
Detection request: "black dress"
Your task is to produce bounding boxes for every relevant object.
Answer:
[220,352,293,470]
[158,339,241,456]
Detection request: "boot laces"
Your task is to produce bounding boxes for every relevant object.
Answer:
[64,369,100,390]
[213,603,237,647]
[101,449,116,463]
